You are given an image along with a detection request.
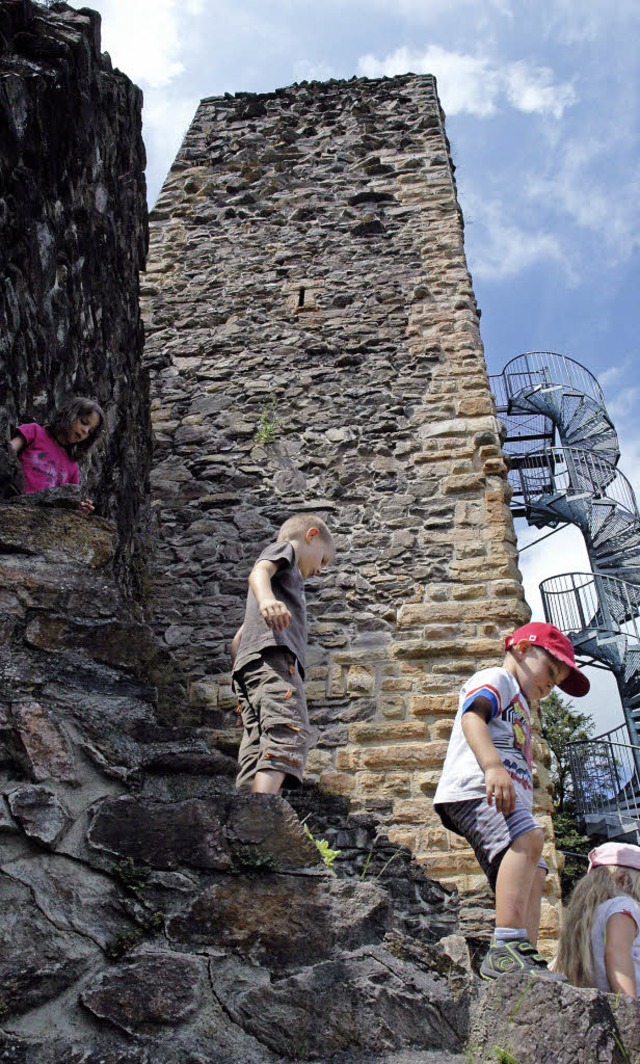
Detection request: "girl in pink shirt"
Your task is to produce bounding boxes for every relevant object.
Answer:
[10,397,104,512]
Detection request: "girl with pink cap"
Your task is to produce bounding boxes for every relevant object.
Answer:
[556,842,640,996]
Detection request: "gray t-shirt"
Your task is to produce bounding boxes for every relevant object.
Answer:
[232,540,307,677]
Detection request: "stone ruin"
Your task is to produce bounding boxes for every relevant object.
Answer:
[0,2,639,1061]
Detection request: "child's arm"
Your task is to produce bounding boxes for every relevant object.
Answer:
[462,700,517,814]
[249,559,292,632]
[231,625,243,662]
[604,912,637,997]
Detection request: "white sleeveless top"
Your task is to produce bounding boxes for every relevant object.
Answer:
[591,894,640,993]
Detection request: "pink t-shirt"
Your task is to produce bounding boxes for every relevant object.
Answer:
[17,423,79,494]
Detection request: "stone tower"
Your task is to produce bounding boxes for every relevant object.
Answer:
[142,74,560,942]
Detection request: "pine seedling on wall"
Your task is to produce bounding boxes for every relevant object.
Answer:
[254,396,279,445]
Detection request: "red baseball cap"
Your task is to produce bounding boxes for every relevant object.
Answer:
[504,622,590,697]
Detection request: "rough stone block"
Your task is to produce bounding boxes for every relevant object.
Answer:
[82,952,205,1036]
[467,975,640,1064]
[360,741,448,770]
[348,720,429,744]
[8,785,71,848]
[10,700,76,784]
[167,876,390,969]
[346,665,377,696]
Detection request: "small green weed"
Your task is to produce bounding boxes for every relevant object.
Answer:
[494,1049,522,1064]
[231,844,278,872]
[360,846,404,880]
[105,929,143,960]
[113,857,150,897]
[254,397,279,445]
[302,822,341,869]
[104,910,165,961]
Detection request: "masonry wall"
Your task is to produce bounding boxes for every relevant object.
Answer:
[142,74,561,944]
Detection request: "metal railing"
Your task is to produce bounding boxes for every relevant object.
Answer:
[540,572,640,635]
[512,447,636,506]
[568,726,640,842]
[502,351,608,410]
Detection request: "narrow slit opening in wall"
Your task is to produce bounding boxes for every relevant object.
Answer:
[297,287,306,308]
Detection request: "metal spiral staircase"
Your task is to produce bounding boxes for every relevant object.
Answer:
[490,352,640,843]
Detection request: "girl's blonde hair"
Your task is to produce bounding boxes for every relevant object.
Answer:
[556,863,640,986]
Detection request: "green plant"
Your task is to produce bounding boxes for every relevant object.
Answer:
[231,844,278,872]
[494,1049,522,1064]
[104,910,165,961]
[113,857,150,897]
[105,929,143,960]
[254,397,279,445]
[302,823,341,868]
[360,845,404,880]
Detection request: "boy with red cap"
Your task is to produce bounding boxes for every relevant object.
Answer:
[434,621,590,981]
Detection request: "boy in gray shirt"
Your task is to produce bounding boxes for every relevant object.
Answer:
[232,513,335,795]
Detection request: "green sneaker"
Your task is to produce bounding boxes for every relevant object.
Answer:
[479,939,567,982]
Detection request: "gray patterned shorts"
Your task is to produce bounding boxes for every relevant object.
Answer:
[435,795,548,890]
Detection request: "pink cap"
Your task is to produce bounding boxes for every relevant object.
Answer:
[505,622,590,697]
[588,842,640,873]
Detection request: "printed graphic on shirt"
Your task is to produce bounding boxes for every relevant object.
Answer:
[494,694,533,791]
[31,449,66,487]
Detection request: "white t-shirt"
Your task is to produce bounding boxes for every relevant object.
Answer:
[591,894,640,993]
[433,666,534,810]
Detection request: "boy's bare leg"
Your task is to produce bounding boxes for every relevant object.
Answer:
[251,769,286,794]
[524,867,547,946]
[494,828,544,940]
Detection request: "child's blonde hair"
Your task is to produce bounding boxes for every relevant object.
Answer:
[556,864,640,986]
[277,513,334,556]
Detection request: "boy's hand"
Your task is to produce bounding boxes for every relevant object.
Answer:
[80,498,95,513]
[259,598,291,631]
[485,764,516,814]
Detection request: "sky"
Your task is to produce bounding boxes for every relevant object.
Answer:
[64,0,640,736]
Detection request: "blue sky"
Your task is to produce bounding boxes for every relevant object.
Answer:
[67,0,640,733]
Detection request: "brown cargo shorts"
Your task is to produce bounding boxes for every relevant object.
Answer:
[234,647,311,790]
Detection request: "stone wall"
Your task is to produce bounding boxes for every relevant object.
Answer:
[0,0,150,598]
[142,73,562,945]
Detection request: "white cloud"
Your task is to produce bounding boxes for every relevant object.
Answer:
[142,93,201,203]
[76,0,198,89]
[598,365,625,389]
[526,138,640,263]
[365,0,513,21]
[540,0,640,45]
[461,192,567,282]
[504,60,576,120]
[292,59,339,83]
[357,45,576,119]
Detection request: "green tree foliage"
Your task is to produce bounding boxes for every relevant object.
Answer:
[540,691,594,896]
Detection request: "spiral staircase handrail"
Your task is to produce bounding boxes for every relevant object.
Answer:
[539,572,640,643]
[511,447,639,516]
[502,351,608,409]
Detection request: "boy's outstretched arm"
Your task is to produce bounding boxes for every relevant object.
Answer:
[462,701,517,814]
[249,559,292,632]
